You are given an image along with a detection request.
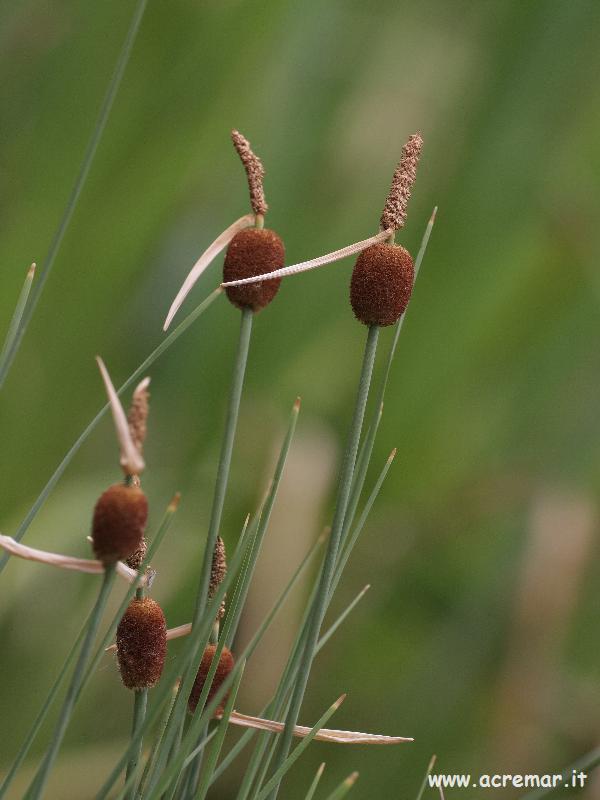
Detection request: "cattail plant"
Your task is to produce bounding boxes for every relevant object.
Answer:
[92,358,148,565]
[222,133,425,797]
[164,130,285,630]
[16,359,153,800]
[1,122,440,800]
[156,131,288,793]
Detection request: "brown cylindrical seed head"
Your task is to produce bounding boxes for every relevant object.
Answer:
[116,597,167,690]
[350,243,414,327]
[91,483,148,564]
[223,229,284,312]
[188,644,235,715]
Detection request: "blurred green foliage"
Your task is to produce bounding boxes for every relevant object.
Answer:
[2,0,600,797]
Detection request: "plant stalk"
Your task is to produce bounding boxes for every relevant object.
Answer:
[193,307,253,624]
[266,324,379,799]
[26,565,117,800]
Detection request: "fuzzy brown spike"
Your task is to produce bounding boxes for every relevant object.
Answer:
[350,243,414,326]
[188,644,235,715]
[231,130,268,216]
[209,536,227,621]
[223,228,284,312]
[91,483,148,564]
[116,597,167,690]
[127,377,150,457]
[379,133,423,232]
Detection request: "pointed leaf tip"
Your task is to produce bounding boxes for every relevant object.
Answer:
[168,492,181,511]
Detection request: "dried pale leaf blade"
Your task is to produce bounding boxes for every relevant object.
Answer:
[0,534,138,583]
[96,357,145,476]
[221,229,393,287]
[227,711,412,744]
[164,214,254,329]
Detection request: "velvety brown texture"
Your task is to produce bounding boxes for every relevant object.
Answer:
[188,644,235,715]
[223,228,284,312]
[116,597,167,690]
[91,483,148,564]
[350,243,414,326]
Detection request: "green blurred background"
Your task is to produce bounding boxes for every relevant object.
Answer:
[2,0,600,796]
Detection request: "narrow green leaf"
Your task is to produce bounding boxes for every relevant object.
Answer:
[256,697,345,800]
[25,566,118,799]
[0,0,149,388]
[194,661,247,800]
[415,755,437,800]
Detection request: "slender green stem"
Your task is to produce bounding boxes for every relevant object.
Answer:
[162,306,252,794]
[0,0,148,388]
[303,763,326,800]
[26,565,117,800]
[244,453,389,800]
[184,398,300,795]
[223,397,301,649]
[256,697,344,800]
[194,662,246,800]
[210,574,368,791]
[124,689,148,798]
[266,324,379,799]
[330,450,396,598]
[0,263,35,384]
[146,527,325,800]
[415,755,437,800]
[0,288,221,577]
[193,306,253,623]
[323,773,359,800]
[136,684,179,799]
[342,208,436,539]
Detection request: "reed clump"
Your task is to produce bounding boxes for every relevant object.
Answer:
[0,124,435,800]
